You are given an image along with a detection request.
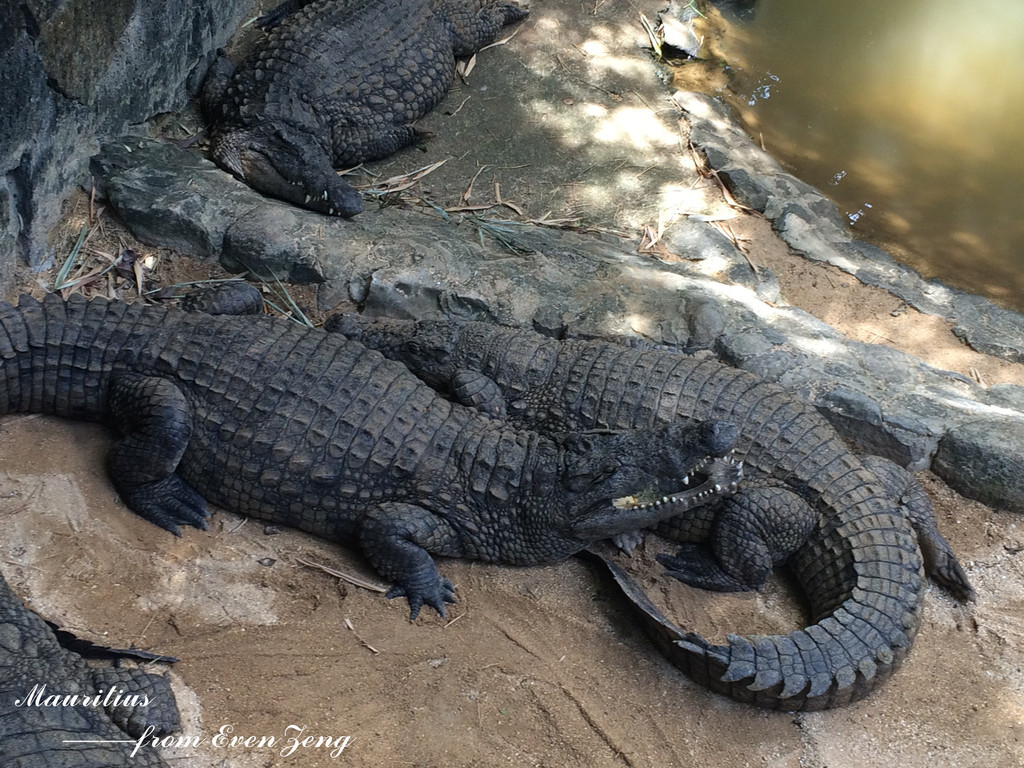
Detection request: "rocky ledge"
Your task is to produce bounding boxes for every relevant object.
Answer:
[677,91,1024,365]
[91,136,1024,513]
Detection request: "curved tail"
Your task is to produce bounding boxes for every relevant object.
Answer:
[586,502,924,711]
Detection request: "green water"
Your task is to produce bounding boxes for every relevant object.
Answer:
[719,0,1024,311]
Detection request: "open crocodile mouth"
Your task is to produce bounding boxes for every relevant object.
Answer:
[612,452,743,512]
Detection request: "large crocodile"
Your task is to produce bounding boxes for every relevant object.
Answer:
[0,570,179,767]
[0,294,740,621]
[330,314,975,709]
[201,0,527,216]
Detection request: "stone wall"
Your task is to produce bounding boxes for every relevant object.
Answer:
[0,0,254,290]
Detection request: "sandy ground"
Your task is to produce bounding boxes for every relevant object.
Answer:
[3,414,1023,768]
[4,1,1024,766]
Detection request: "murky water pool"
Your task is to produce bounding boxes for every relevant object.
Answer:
[716,0,1024,311]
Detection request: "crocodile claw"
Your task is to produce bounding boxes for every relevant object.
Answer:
[386,577,457,620]
[611,529,644,555]
[118,475,210,536]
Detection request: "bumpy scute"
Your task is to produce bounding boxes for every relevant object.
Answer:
[0,571,179,767]
[0,294,734,624]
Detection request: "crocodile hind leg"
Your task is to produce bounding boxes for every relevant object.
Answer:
[656,486,817,592]
[861,455,975,601]
[360,502,462,620]
[107,373,209,535]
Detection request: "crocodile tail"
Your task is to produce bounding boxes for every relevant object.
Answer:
[0,293,144,419]
[588,508,924,710]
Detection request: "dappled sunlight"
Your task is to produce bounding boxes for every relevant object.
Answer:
[657,183,733,220]
[784,332,846,360]
[538,100,681,153]
[592,105,680,150]
[608,262,789,331]
[472,2,736,228]
[832,303,1024,385]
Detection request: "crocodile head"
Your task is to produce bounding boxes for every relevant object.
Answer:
[326,316,462,386]
[209,124,364,217]
[553,420,742,544]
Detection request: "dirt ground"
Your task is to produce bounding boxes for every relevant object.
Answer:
[4,0,1024,766]
[3,415,1023,768]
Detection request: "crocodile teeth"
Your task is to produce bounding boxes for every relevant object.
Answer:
[682,476,690,486]
[304,194,312,204]
[714,484,722,493]
[323,190,329,200]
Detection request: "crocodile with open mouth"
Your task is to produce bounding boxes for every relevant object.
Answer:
[330,313,975,709]
[0,294,739,620]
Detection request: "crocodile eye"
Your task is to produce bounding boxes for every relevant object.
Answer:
[573,436,596,453]
[565,458,620,492]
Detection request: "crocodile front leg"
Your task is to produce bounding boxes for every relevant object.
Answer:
[107,373,209,535]
[360,503,463,620]
[449,369,507,418]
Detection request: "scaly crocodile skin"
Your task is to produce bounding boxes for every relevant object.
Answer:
[0,571,179,767]
[0,294,738,622]
[202,0,527,216]
[330,314,975,710]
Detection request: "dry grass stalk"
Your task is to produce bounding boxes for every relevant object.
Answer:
[294,556,388,594]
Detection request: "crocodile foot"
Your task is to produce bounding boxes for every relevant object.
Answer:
[117,476,210,536]
[656,545,756,592]
[386,576,458,621]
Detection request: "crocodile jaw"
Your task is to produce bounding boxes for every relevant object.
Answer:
[574,453,743,540]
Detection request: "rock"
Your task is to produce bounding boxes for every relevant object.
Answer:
[222,206,335,284]
[661,0,705,58]
[934,419,1024,513]
[686,298,727,349]
[663,216,781,303]
[660,15,702,59]
[674,90,1024,363]
[0,0,252,282]
[90,139,259,259]
[91,137,1024,513]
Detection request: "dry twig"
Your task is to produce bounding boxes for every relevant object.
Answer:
[294,556,388,594]
[343,618,381,654]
